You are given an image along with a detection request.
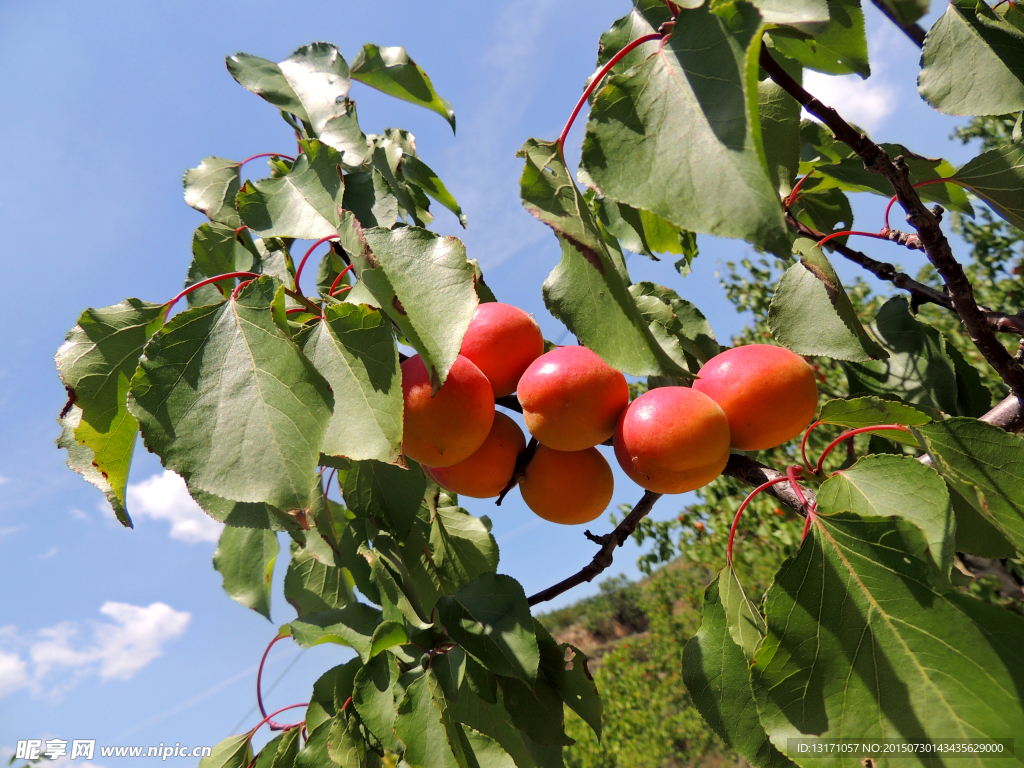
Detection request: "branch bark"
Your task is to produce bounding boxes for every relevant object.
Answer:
[527,490,661,606]
[762,45,1024,397]
[786,214,1024,336]
[867,0,927,47]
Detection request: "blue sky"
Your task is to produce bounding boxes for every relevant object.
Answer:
[0,0,978,761]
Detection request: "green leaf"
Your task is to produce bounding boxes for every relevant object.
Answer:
[518,139,689,378]
[56,299,167,525]
[919,0,1024,117]
[294,720,334,768]
[284,538,354,615]
[790,187,854,244]
[450,684,563,768]
[305,659,362,733]
[629,282,719,373]
[768,0,870,78]
[944,339,994,417]
[297,304,403,465]
[596,0,672,75]
[817,454,955,578]
[459,726,518,768]
[343,459,426,539]
[767,238,887,361]
[914,417,1024,555]
[758,75,802,196]
[752,511,1024,758]
[351,44,456,132]
[345,220,479,389]
[874,0,928,25]
[952,143,1024,231]
[253,728,300,768]
[437,573,539,683]
[362,534,433,629]
[843,297,963,415]
[401,154,467,228]
[536,621,602,741]
[432,646,467,702]
[342,168,400,230]
[430,494,501,594]
[818,395,932,445]
[717,564,768,663]
[949,484,1016,559]
[199,734,253,768]
[747,0,830,29]
[395,672,463,768]
[592,195,693,261]
[812,143,974,215]
[186,223,260,307]
[581,4,790,257]
[183,157,242,228]
[288,603,383,660]
[327,715,366,768]
[213,526,279,620]
[236,140,344,241]
[189,488,297,532]
[56,406,126,524]
[369,140,432,228]
[227,52,308,118]
[129,278,333,512]
[682,575,792,768]
[368,620,408,657]
[497,674,572,747]
[353,651,403,752]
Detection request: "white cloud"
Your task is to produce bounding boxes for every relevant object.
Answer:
[0,526,22,538]
[0,476,9,485]
[802,70,896,134]
[37,546,58,560]
[126,470,222,543]
[68,507,90,521]
[0,602,190,700]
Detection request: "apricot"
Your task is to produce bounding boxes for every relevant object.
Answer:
[692,344,818,451]
[460,302,545,397]
[518,445,614,525]
[517,346,629,451]
[614,387,731,494]
[423,411,526,498]
[401,354,494,467]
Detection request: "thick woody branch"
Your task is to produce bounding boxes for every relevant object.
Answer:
[762,45,1024,397]
[723,453,816,513]
[527,490,661,606]
[867,0,927,47]
[786,214,1024,336]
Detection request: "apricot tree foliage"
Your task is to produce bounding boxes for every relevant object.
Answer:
[55,3,1024,767]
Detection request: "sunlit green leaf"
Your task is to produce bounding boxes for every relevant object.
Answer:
[288,603,383,660]
[213,526,279,620]
[351,44,456,131]
[952,143,1024,231]
[768,0,869,78]
[183,156,241,227]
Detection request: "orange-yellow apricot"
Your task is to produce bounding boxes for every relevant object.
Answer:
[692,344,818,451]
[517,346,629,451]
[614,387,731,494]
[460,302,545,397]
[423,411,526,498]
[401,354,494,467]
[518,445,614,525]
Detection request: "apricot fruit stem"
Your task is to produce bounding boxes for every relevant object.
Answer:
[164,271,261,317]
[495,437,539,506]
[727,476,791,563]
[557,32,665,157]
[814,425,911,475]
[294,235,340,296]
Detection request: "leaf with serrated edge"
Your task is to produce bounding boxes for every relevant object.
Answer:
[953,143,1024,231]
[437,573,539,683]
[343,459,426,539]
[919,0,1024,116]
[768,0,870,78]
[56,299,167,525]
[752,511,1024,762]
[395,672,462,768]
[57,406,128,525]
[213,526,279,620]
[430,496,500,595]
[184,157,242,228]
[287,603,383,661]
[914,418,1024,555]
[818,395,931,446]
[818,454,955,579]
[718,564,767,663]
[297,304,402,465]
[581,3,789,256]
[536,620,602,741]
[186,223,260,308]
[758,76,802,196]
[236,140,344,241]
[253,728,299,768]
[353,651,403,752]
[284,538,354,616]
[199,734,252,768]
[351,44,456,131]
[401,154,466,227]
[129,278,332,512]
[682,574,793,768]
[768,238,887,361]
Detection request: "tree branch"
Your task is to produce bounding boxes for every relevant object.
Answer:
[762,45,1024,397]
[722,453,816,513]
[527,490,661,606]
[786,214,1024,336]
[867,0,927,47]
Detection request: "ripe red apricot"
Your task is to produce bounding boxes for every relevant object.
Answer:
[460,302,545,397]
[614,387,731,494]
[519,445,613,525]
[423,411,526,498]
[692,344,818,451]
[517,346,629,451]
[401,354,494,467]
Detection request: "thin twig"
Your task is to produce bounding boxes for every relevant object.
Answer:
[867,0,927,47]
[495,394,524,413]
[762,45,1024,396]
[527,490,661,606]
[496,437,538,506]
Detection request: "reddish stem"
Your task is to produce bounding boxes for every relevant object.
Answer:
[883,178,969,232]
[727,476,791,562]
[801,512,814,542]
[248,702,308,738]
[557,32,665,154]
[800,420,821,473]
[816,230,889,249]
[285,307,315,316]
[257,634,295,731]
[786,465,809,510]
[324,468,337,498]
[240,152,295,168]
[785,170,815,208]
[294,236,339,296]
[231,279,256,301]
[328,264,356,295]
[814,425,911,475]
[164,272,261,317]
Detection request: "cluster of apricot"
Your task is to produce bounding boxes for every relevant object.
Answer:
[401,303,819,525]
